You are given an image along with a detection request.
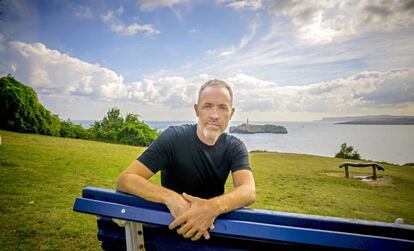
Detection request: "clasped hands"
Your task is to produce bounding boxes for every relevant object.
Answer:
[166,192,219,241]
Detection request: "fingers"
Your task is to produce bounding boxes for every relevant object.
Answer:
[209,223,215,230]
[182,226,197,239]
[202,230,210,240]
[176,222,191,235]
[169,216,185,230]
[188,230,204,241]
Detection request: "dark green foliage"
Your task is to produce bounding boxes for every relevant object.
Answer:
[0,75,60,136]
[0,76,158,147]
[91,107,159,146]
[90,108,124,142]
[335,143,361,160]
[60,120,92,139]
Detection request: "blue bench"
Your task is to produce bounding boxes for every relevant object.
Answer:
[73,187,414,250]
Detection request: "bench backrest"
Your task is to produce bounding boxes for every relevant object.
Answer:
[73,187,414,250]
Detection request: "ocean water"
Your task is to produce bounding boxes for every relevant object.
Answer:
[74,120,414,165]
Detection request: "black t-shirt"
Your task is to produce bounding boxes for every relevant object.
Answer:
[138,124,250,199]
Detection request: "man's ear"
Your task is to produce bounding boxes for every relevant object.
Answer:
[194,104,199,117]
[230,107,235,118]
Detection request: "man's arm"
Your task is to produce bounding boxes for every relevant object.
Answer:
[169,169,255,241]
[116,159,190,218]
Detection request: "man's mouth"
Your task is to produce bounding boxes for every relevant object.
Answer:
[206,123,220,128]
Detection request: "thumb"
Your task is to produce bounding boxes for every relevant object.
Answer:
[182,192,197,202]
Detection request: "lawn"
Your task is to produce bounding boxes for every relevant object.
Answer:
[1,130,413,250]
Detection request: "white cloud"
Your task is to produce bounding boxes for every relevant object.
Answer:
[229,69,414,114]
[208,22,256,56]
[128,69,414,115]
[101,10,114,23]
[139,0,190,11]
[219,0,262,10]
[1,40,127,100]
[0,40,194,107]
[115,6,124,16]
[1,39,412,119]
[112,23,160,36]
[266,0,414,44]
[101,7,160,36]
[128,77,196,108]
[72,5,93,19]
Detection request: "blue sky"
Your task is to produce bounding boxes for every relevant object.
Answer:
[1,0,413,121]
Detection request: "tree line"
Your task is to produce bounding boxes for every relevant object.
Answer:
[0,75,159,146]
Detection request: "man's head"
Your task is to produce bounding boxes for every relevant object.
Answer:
[194,79,235,144]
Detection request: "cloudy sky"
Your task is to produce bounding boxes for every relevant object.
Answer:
[1,0,413,121]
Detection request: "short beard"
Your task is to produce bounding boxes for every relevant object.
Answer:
[202,127,222,143]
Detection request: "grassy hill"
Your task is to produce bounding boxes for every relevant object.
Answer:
[1,130,413,250]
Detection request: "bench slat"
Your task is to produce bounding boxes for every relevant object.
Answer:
[74,197,414,250]
[79,187,414,240]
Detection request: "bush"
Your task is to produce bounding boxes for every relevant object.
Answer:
[0,75,60,136]
[90,108,159,146]
[335,143,361,160]
[59,120,92,139]
[0,76,158,147]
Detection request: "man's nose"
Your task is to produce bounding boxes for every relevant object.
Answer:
[209,108,219,120]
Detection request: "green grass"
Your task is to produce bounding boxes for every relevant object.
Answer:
[1,130,413,250]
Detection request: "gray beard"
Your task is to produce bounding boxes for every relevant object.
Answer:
[202,127,222,144]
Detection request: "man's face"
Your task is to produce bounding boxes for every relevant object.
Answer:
[194,86,235,142]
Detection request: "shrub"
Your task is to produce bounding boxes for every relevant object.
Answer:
[335,143,361,160]
[59,120,92,139]
[90,108,159,146]
[0,75,60,136]
[0,76,158,147]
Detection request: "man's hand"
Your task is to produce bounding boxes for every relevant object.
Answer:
[164,192,191,218]
[169,193,219,241]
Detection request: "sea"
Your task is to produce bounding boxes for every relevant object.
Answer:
[74,120,414,165]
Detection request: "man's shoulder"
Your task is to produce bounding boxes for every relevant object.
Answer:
[222,132,245,147]
[165,124,196,137]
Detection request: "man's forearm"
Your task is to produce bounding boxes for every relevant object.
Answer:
[117,172,191,219]
[117,173,177,205]
[210,183,256,216]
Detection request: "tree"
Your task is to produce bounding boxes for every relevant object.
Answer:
[0,76,60,136]
[335,143,361,160]
[0,76,158,146]
[59,119,91,139]
[90,107,124,142]
[90,108,159,146]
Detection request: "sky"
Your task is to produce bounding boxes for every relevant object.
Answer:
[1,0,414,121]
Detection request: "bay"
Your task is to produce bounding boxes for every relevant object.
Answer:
[73,120,414,165]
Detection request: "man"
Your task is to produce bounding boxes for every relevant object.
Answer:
[117,79,256,241]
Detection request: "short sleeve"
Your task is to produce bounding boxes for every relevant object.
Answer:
[230,138,251,172]
[137,126,176,173]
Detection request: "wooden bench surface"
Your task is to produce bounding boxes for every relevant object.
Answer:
[339,162,385,170]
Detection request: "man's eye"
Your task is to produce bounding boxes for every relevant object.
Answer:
[219,106,228,111]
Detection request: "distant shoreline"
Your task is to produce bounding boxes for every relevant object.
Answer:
[322,115,414,125]
[336,121,414,125]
